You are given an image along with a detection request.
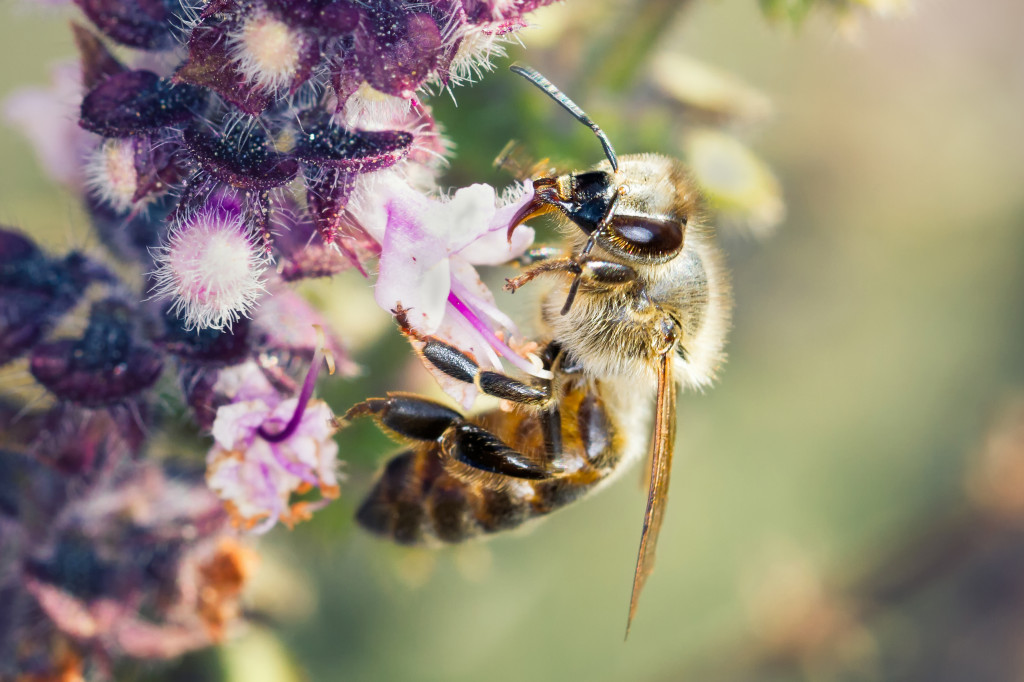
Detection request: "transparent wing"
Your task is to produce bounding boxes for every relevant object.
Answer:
[626,349,678,638]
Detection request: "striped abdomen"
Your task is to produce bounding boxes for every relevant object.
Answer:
[356,382,627,545]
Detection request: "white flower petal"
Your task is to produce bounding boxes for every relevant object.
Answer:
[430,183,499,252]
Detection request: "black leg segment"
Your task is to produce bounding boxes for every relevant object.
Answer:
[422,342,478,384]
[346,394,463,442]
[442,423,552,480]
[418,339,552,407]
[478,371,549,405]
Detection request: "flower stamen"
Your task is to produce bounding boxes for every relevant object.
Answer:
[257,325,335,443]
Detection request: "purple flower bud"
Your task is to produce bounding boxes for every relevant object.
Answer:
[150,197,268,331]
[30,299,164,407]
[175,23,274,116]
[0,229,110,366]
[226,8,320,95]
[83,138,144,213]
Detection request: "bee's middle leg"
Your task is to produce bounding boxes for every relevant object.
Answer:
[416,337,567,465]
[392,305,553,408]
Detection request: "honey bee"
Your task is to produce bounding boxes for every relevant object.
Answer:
[346,65,732,635]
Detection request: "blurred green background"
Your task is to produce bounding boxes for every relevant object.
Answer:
[2,0,1023,680]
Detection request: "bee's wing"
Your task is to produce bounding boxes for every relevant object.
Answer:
[626,349,678,638]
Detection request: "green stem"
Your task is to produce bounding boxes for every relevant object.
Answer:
[586,0,698,93]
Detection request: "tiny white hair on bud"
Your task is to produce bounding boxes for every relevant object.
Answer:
[151,205,268,331]
[228,11,302,93]
[448,28,508,87]
[340,82,413,130]
[84,138,141,213]
[174,0,208,31]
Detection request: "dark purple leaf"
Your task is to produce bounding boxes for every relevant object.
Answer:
[71,22,126,89]
[80,70,203,137]
[74,0,175,50]
[183,123,298,190]
[293,112,413,171]
[159,310,251,366]
[318,1,361,31]
[0,229,111,366]
[26,537,117,601]
[0,292,53,367]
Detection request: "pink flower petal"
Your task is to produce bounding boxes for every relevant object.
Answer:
[4,62,91,192]
[375,192,452,333]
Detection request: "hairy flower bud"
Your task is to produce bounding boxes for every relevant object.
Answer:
[151,198,267,331]
[228,11,304,93]
[84,137,140,213]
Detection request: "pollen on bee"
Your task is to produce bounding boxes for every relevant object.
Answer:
[228,12,301,93]
[84,138,140,213]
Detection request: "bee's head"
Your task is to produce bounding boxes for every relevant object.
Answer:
[507,162,687,264]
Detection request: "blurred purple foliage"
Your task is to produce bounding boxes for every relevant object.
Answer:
[1,0,560,677]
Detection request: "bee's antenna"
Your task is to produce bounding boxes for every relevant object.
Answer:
[510,64,619,173]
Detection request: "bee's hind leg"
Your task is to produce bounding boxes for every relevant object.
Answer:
[442,422,555,480]
[346,393,559,481]
[345,393,463,442]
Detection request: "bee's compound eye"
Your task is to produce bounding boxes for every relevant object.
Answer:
[608,216,684,257]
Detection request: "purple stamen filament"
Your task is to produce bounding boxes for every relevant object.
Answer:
[446,290,551,379]
[258,346,325,443]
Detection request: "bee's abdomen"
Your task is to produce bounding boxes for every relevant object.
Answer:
[355,444,537,545]
[356,383,629,545]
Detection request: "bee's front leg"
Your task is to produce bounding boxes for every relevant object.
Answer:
[504,258,637,293]
[511,246,564,267]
